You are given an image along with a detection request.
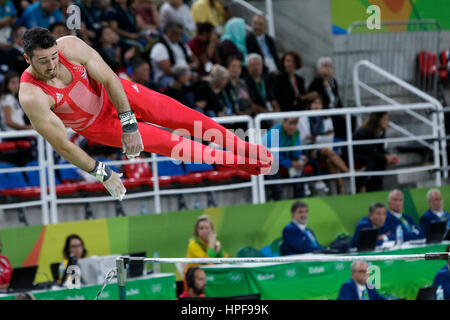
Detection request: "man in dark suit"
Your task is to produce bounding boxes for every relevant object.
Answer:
[338,261,386,300]
[385,189,424,241]
[245,14,280,74]
[280,201,325,255]
[420,189,450,235]
[352,202,393,248]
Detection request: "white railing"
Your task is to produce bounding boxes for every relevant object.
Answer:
[0,116,257,225]
[254,103,442,203]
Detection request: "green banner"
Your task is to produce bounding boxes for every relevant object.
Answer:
[0,273,176,301]
[202,243,449,300]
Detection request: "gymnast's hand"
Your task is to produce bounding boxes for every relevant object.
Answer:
[104,171,127,201]
[121,130,144,159]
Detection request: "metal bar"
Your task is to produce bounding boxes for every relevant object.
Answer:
[116,258,127,301]
[37,136,49,226]
[45,142,58,224]
[0,200,44,211]
[119,252,449,264]
[150,153,161,214]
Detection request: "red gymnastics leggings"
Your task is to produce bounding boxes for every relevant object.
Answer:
[79,79,272,175]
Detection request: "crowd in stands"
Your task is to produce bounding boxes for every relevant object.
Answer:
[0,0,410,201]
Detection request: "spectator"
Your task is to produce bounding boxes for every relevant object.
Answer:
[245,53,280,114]
[191,0,225,29]
[385,189,424,241]
[187,22,219,75]
[49,21,70,39]
[337,261,386,300]
[132,0,160,35]
[160,0,195,39]
[59,234,87,285]
[352,202,393,248]
[0,238,12,290]
[353,112,399,193]
[178,266,206,298]
[185,214,228,271]
[224,56,252,116]
[298,96,349,194]
[0,25,28,74]
[14,292,36,300]
[96,26,125,72]
[220,17,247,64]
[130,58,159,91]
[0,0,17,50]
[149,22,196,88]
[420,189,450,236]
[246,14,280,74]
[432,245,450,300]
[308,57,346,140]
[217,32,243,67]
[164,64,195,108]
[280,201,325,255]
[263,118,307,200]
[19,0,64,29]
[0,71,32,131]
[194,64,230,117]
[73,0,104,36]
[274,51,318,112]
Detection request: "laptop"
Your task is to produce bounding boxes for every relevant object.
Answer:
[8,266,38,292]
[416,286,437,300]
[426,221,447,244]
[128,252,146,278]
[357,228,379,252]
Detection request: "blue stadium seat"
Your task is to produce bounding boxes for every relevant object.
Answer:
[0,163,28,190]
[157,155,185,176]
[25,161,61,186]
[58,160,82,182]
[184,162,214,173]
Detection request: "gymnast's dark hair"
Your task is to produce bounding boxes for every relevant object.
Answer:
[23,27,57,58]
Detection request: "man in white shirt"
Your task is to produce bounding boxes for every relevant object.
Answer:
[159,0,196,38]
[420,189,450,235]
[149,22,196,87]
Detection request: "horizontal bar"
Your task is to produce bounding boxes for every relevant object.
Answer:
[0,200,44,210]
[119,252,448,264]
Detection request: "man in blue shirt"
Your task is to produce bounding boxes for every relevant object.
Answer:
[420,189,450,236]
[385,189,424,241]
[432,245,450,300]
[280,201,325,255]
[263,117,307,200]
[352,202,393,248]
[338,261,386,300]
[19,0,64,29]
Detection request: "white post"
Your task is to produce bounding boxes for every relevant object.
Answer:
[265,0,275,37]
[151,153,161,214]
[345,114,356,194]
[37,136,49,225]
[46,141,58,224]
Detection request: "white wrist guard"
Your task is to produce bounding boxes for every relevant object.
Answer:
[118,110,138,133]
[89,161,112,182]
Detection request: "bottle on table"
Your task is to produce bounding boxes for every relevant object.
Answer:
[436,285,444,300]
[153,251,161,274]
[396,225,403,246]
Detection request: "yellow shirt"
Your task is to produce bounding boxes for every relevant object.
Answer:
[191,0,225,26]
[185,237,228,270]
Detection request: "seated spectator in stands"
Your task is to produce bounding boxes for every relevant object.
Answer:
[194,64,230,117]
[191,0,225,29]
[0,25,28,74]
[245,53,280,114]
[0,0,17,50]
[160,0,195,39]
[164,65,195,108]
[0,238,12,290]
[353,112,399,193]
[217,33,243,68]
[308,57,346,140]
[19,0,64,29]
[420,189,450,235]
[432,245,450,300]
[385,189,424,241]
[220,17,247,64]
[246,14,280,74]
[132,0,160,35]
[352,202,393,248]
[187,22,219,76]
[338,261,386,300]
[263,118,307,200]
[50,22,70,39]
[74,0,104,38]
[185,215,228,271]
[298,96,349,194]
[274,51,318,111]
[150,22,196,88]
[97,26,125,72]
[130,58,159,91]
[281,201,325,255]
[179,266,207,298]
[59,234,88,285]
[0,71,32,131]
[224,56,252,116]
